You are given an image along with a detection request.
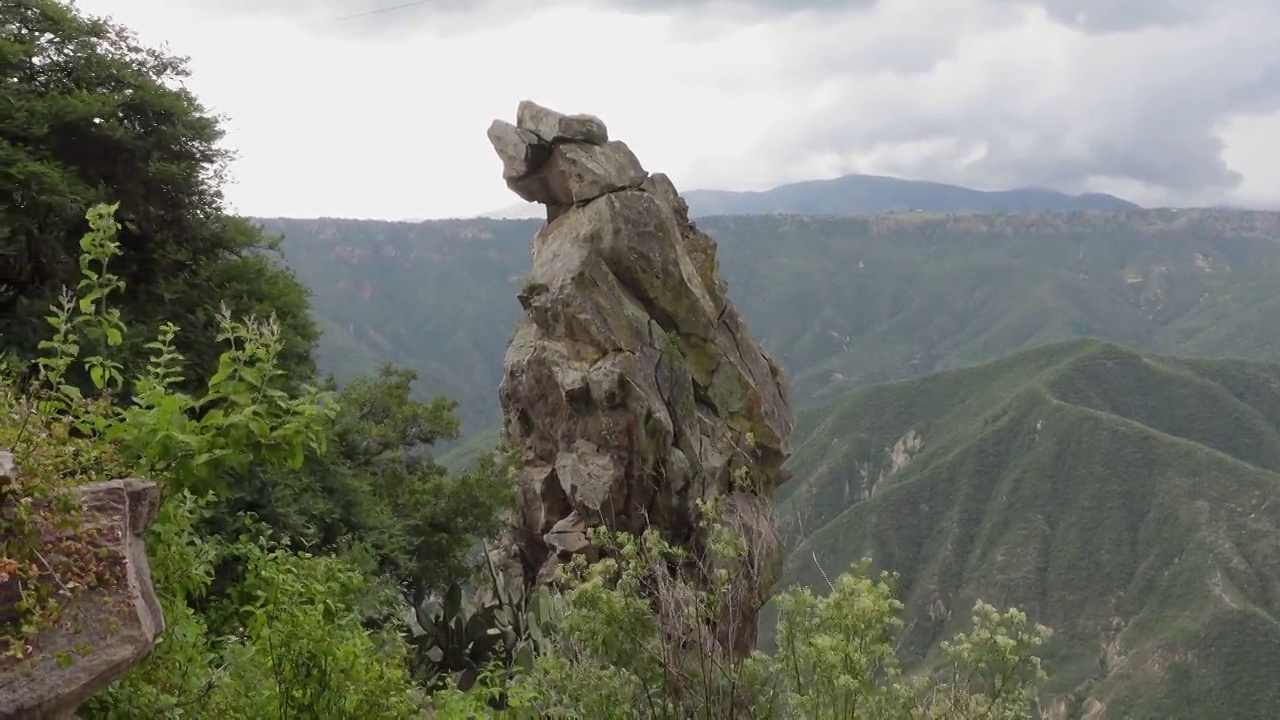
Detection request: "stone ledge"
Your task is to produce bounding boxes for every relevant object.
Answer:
[1,471,163,719]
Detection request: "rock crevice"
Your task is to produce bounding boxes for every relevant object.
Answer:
[486,101,795,656]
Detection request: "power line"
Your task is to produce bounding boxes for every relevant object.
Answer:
[311,0,442,25]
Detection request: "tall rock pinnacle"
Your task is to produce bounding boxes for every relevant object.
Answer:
[486,101,795,656]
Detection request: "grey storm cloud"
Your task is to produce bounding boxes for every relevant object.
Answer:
[199,0,1254,31]
[166,0,1280,205]
[732,0,1280,201]
[180,0,870,30]
[1009,0,1220,32]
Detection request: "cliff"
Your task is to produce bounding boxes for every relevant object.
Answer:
[484,101,795,656]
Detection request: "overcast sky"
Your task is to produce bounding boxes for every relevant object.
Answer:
[76,0,1280,219]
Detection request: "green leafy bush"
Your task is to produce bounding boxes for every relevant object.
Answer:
[430,500,1048,719]
[3,205,423,716]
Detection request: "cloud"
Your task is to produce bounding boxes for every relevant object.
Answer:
[74,0,1280,216]
[151,0,1263,37]
[1003,0,1222,33]
[174,0,875,24]
[678,0,1280,206]
[157,0,873,38]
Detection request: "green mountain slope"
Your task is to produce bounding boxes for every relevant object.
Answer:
[260,209,1280,438]
[773,340,1280,718]
[681,173,1138,216]
[258,217,533,434]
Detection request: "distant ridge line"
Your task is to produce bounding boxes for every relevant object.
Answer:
[475,171,1137,219]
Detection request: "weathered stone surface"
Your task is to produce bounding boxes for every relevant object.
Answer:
[488,102,640,217]
[540,142,647,205]
[0,476,164,719]
[502,141,647,208]
[485,101,795,658]
[544,511,589,555]
[517,100,608,145]
[487,119,550,183]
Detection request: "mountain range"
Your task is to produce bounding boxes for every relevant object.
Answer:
[259,183,1280,717]
[480,172,1139,219]
[771,340,1280,718]
[262,207,1280,440]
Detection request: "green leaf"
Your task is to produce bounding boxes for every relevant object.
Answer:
[444,583,463,619]
[287,441,304,468]
[513,643,535,673]
[456,666,479,692]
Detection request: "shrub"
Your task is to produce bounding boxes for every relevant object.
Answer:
[3,204,422,716]
[430,499,1048,719]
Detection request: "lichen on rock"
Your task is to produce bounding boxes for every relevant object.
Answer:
[485,101,795,657]
[0,463,164,719]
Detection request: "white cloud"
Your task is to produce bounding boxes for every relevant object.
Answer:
[76,0,1280,218]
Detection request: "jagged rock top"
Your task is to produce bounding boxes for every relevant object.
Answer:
[486,101,795,657]
[488,100,648,220]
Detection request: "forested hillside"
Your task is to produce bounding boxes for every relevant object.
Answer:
[10,1,1280,716]
[262,209,1280,715]
[773,340,1280,718]
[264,208,1280,439]
[260,217,533,436]
[3,3,1049,717]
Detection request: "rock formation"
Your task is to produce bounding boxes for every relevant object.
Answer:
[486,101,795,657]
[0,451,164,719]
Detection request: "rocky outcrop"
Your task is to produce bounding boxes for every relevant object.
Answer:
[0,453,164,719]
[486,101,795,657]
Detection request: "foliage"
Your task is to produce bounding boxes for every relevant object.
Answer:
[777,339,1280,717]
[21,205,333,495]
[214,365,515,601]
[767,570,1046,719]
[0,371,127,660]
[2,204,426,716]
[1,0,317,388]
[427,506,1047,719]
[405,577,559,693]
[79,492,420,718]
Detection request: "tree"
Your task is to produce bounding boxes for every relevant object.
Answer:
[4,204,422,716]
[213,364,515,605]
[0,0,316,387]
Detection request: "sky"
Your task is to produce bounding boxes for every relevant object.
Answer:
[76,0,1280,219]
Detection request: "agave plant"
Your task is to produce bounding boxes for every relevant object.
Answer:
[407,575,566,692]
[407,581,506,690]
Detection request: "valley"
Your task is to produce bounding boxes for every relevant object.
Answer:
[773,341,1280,718]
[266,208,1280,438]
[266,206,1280,715]
[11,1,1280,715]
